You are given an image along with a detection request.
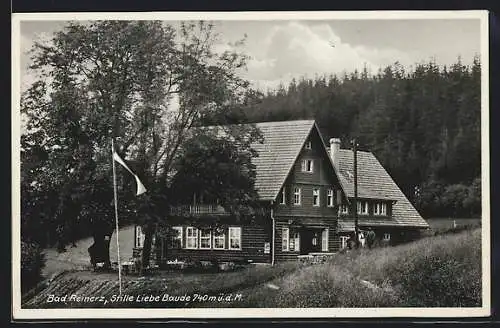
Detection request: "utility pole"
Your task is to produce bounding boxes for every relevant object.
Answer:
[352,138,359,249]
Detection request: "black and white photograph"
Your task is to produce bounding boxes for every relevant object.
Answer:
[12,11,490,319]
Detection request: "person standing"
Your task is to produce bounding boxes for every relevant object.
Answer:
[366,228,376,249]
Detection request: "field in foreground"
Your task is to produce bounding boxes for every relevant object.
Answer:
[22,228,482,308]
[228,227,482,308]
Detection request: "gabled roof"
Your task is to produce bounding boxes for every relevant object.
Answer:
[196,119,428,229]
[336,150,429,228]
[250,120,316,201]
[193,119,344,202]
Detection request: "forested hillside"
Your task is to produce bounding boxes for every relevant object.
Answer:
[225,57,482,218]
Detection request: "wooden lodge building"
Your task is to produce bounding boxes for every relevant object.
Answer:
[133,120,429,266]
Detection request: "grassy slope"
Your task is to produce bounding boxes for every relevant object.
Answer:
[42,219,480,278]
[27,228,482,308]
[205,228,482,308]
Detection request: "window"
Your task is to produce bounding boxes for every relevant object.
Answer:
[340,204,349,214]
[282,227,289,251]
[340,236,349,249]
[280,187,286,205]
[305,141,312,149]
[229,227,241,250]
[312,232,319,246]
[282,228,300,252]
[363,202,369,214]
[293,187,301,205]
[383,233,391,241]
[186,227,198,249]
[135,225,145,248]
[313,188,320,207]
[380,203,387,215]
[213,228,226,249]
[357,201,369,215]
[374,202,388,216]
[327,189,334,207]
[199,228,212,249]
[301,159,314,173]
[322,228,329,251]
[170,226,183,248]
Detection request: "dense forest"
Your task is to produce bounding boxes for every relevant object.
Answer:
[223,57,482,218]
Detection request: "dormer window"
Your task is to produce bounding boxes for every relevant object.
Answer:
[301,159,314,173]
[374,202,387,216]
[357,201,369,215]
[305,141,312,150]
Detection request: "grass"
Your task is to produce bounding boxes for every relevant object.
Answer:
[202,228,482,308]
[25,226,482,308]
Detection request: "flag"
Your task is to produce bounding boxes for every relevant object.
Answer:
[112,151,147,196]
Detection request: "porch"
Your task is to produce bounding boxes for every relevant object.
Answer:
[277,218,337,263]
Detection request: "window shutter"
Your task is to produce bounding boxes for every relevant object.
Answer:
[294,233,300,252]
[282,227,289,251]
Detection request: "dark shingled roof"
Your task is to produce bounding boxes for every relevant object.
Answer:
[336,150,428,228]
[251,120,316,201]
[210,119,428,229]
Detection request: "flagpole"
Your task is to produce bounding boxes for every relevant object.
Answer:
[111,138,123,296]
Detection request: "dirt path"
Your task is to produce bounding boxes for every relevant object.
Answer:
[42,225,135,278]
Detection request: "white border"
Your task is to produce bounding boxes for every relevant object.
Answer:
[12,10,490,320]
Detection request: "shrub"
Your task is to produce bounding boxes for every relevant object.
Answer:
[21,240,46,293]
[385,229,481,307]
[242,229,482,308]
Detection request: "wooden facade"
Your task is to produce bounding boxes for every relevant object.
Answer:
[271,126,343,261]
[130,120,428,265]
[159,218,273,264]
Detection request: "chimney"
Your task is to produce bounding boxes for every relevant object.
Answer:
[329,138,341,168]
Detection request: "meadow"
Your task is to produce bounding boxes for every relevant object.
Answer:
[23,227,482,308]
[224,227,482,308]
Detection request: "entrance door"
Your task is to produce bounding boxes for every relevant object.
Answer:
[300,228,322,254]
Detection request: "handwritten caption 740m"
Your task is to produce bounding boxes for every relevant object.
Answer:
[46,293,243,305]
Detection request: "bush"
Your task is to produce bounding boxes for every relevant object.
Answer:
[21,240,46,293]
[385,229,481,307]
[239,229,482,308]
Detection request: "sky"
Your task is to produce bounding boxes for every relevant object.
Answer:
[18,18,481,92]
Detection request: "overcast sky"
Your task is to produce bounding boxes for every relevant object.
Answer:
[19,18,481,92]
